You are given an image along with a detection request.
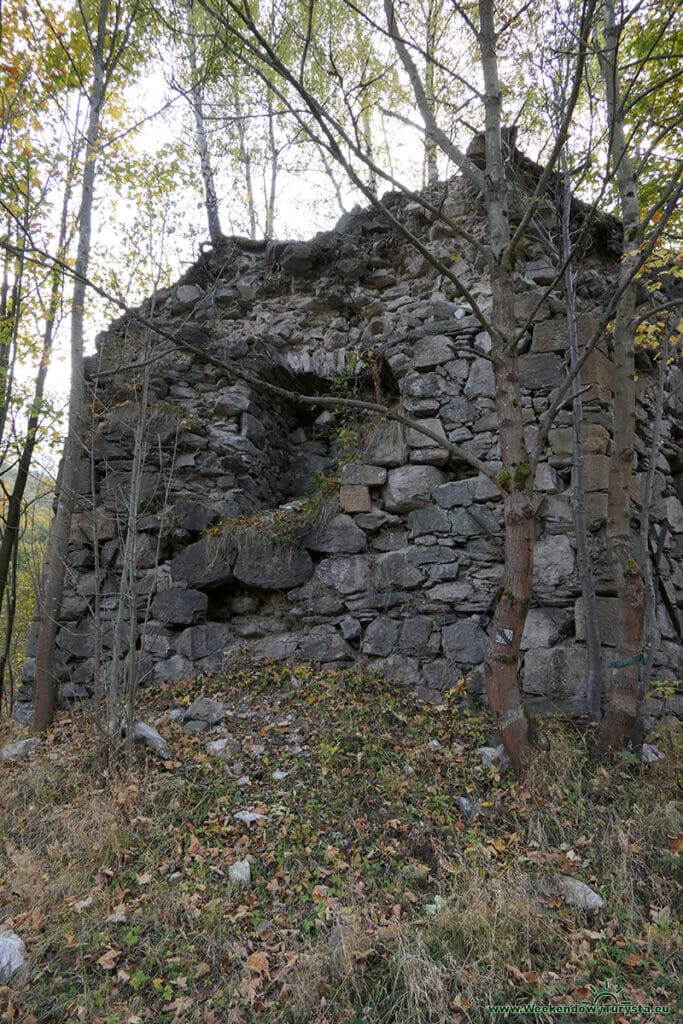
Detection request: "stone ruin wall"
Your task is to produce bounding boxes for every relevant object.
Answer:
[19,175,683,727]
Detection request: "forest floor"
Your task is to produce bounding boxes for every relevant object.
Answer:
[1,666,680,1023]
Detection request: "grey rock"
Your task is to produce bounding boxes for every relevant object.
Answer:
[316,555,371,595]
[184,719,209,734]
[383,465,446,512]
[375,549,424,589]
[574,596,622,647]
[151,589,208,626]
[407,506,451,536]
[1,737,41,762]
[303,514,367,554]
[557,875,605,911]
[519,353,564,390]
[442,620,488,664]
[340,615,361,640]
[378,653,421,688]
[206,735,241,758]
[175,500,221,532]
[0,931,25,982]
[176,623,234,663]
[412,335,454,368]
[132,721,171,759]
[533,535,575,587]
[362,616,400,656]
[641,743,665,764]
[523,645,588,700]
[340,463,387,486]
[234,810,267,825]
[153,655,193,684]
[457,797,480,822]
[363,421,408,467]
[184,697,227,724]
[228,859,252,886]
[169,535,236,590]
[520,609,566,650]
[280,242,315,274]
[434,480,474,509]
[297,626,354,662]
[234,541,313,590]
[477,744,510,769]
[464,358,495,398]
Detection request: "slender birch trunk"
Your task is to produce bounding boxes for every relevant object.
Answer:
[186,2,223,245]
[33,0,110,732]
[561,151,603,720]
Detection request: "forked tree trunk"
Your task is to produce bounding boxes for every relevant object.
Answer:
[595,0,645,756]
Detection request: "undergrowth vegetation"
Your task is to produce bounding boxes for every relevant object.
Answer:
[1,666,680,1023]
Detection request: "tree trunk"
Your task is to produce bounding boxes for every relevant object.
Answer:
[478,0,533,772]
[595,0,645,756]
[33,0,110,732]
[186,2,223,245]
[561,151,603,720]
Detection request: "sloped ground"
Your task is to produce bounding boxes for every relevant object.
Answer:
[1,667,680,1023]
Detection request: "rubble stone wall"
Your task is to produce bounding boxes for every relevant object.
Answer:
[21,175,683,725]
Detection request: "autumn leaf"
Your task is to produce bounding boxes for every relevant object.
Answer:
[246,950,270,974]
[96,948,121,970]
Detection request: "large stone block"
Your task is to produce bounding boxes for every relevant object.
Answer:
[361,616,400,656]
[523,645,587,701]
[382,465,446,512]
[532,535,575,587]
[233,541,313,590]
[363,421,408,467]
[339,485,372,512]
[398,616,434,654]
[442,619,488,664]
[574,596,623,647]
[316,555,372,595]
[176,622,235,661]
[408,506,451,536]
[340,463,387,486]
[169,535,236,590]
[303,514,367,554]
[151,588,208,625]
[519,353,564,390]
[407,418,450,466]
[297,626,354,662]
[464,358,495,398]
[375,549,425,589]
[412,335,454,368]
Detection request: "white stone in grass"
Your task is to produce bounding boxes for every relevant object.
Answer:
[234,810,266,825]
[228,860,252,887]
[272,770,289,781]
[1,738,41,762]
[641,743,665,765]
[0,930,25,982]
[132,721,171,760]
[558,875,605,911]
[477,744,510,769]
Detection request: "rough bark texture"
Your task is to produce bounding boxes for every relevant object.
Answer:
[478,0,532,770]
[595,0,645,756]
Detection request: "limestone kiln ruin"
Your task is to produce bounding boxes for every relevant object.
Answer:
[19,162,683,726]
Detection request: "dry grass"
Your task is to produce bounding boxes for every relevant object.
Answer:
[1,670,680,1024]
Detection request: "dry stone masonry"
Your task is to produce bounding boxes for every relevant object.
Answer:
[21,167,683,726]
